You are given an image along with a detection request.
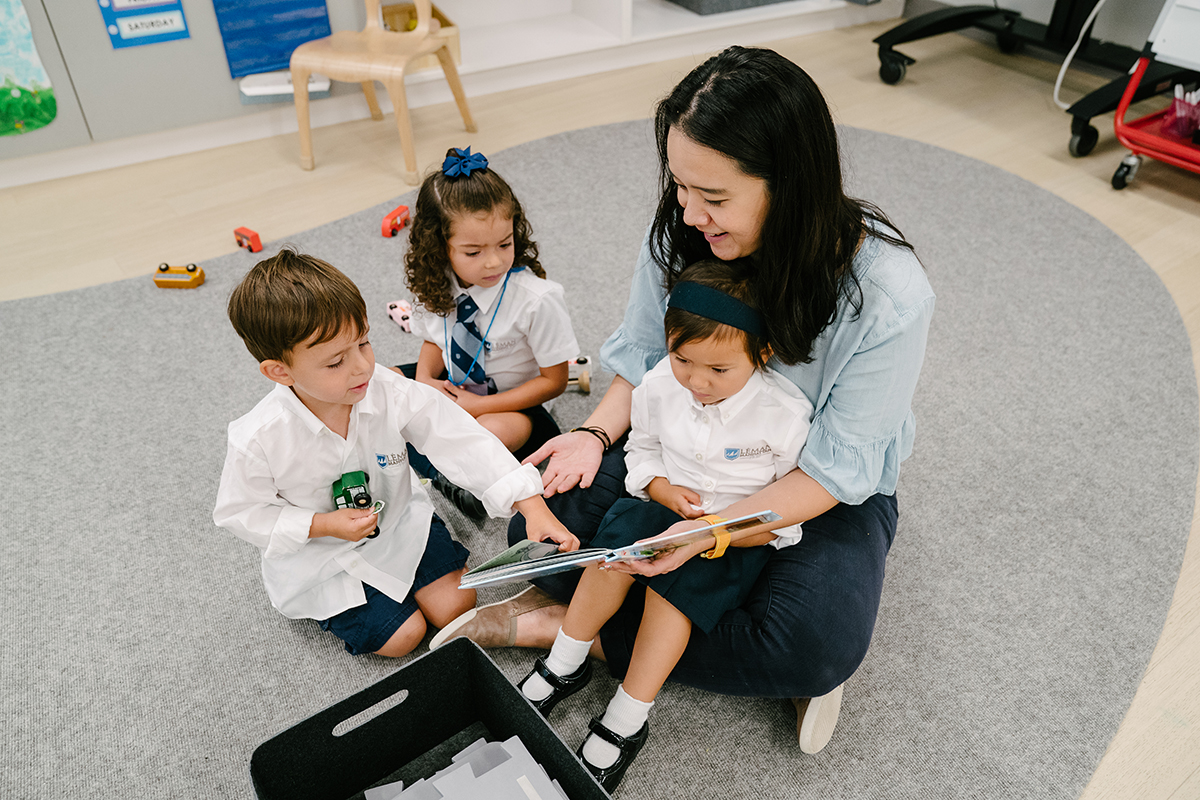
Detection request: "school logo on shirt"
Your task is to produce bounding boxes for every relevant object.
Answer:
[377,452,407,468]
[489,337,520,352]
[724,445,771,461]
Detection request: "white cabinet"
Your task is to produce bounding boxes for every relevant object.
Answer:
[422,0,902,92]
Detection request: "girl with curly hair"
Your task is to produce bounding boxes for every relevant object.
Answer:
[398,148,580,522]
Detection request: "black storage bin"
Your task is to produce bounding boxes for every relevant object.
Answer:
[664,0,790,14]
[251,638,609,800]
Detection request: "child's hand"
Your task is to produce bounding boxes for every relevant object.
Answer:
[514,495,580,552]
[310,508,379,542]
[606,519,711,577]
[531,521,580,552]
[443,381,486,416]
[647,478,704,519]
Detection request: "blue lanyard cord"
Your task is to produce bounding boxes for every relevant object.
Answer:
[444,268,514,387]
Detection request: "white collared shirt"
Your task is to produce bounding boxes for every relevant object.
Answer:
[625,358,815,548]
[409,268,579,396]
[213,364,542,620]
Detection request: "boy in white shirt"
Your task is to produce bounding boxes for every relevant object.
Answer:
[213,249,577,658]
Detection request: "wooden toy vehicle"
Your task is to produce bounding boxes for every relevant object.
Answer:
[387,299,413,332]
[234,227,263,253]
[382,205,410,238]
[153,262,205,289]
[568,355,590,393]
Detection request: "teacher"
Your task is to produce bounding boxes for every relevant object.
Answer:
[435,45,934,754]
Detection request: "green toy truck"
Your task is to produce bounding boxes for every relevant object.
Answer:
[332,470,372,510]
[332,470,379,538]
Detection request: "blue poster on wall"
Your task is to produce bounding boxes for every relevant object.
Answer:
[97,0,190,49]
[212,0,331,79]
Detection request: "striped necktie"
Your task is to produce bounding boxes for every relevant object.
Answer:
[449,292,488,387]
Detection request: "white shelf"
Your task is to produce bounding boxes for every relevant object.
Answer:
[454,14,624,73]
[419,0,901,75]
[630,0,845,41]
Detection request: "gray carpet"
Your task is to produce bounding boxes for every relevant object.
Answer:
[3,119,1195,800]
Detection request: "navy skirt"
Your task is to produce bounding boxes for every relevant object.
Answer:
[593,498,773,634]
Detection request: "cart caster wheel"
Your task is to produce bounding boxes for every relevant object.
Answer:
[996,29,1022,54]
[879,55,906,85]
[1112,155,1140,190]
[1069,125,1098,158]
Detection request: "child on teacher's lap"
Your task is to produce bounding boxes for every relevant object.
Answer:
[396,147,579,523]
[515,258,815,791]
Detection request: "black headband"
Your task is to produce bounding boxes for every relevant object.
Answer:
[667,282,766,339]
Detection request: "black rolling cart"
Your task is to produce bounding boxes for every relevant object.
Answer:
[872,1,1199,157]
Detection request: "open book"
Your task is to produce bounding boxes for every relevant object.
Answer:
[459,510,781,590]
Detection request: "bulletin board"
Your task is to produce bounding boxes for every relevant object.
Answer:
[97,0,190,50]
[212,0,331,79]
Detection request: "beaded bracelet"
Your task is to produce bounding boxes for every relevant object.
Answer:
[570,425,611,452]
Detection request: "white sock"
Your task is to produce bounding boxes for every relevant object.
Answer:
[521,628,591,702]
[581,685,653,769]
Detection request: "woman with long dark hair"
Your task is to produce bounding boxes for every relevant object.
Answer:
[432,45,934,767]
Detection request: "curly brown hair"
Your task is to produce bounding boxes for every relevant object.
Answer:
[403,150,545,315]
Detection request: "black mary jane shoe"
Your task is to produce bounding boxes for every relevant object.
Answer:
[577,717,649,793]
[517,656,592,716]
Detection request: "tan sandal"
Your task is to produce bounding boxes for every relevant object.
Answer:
[429,585,562,649]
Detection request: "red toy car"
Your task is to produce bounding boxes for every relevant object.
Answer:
[234,227,263,253]
[382,205,410,238]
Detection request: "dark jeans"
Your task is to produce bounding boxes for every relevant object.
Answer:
[508,443,898,698]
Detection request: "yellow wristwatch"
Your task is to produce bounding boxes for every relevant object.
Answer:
[697,514,730,559]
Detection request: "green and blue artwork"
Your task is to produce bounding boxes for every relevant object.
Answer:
[1,0,56,136]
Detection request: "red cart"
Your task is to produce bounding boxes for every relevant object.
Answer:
[1111,56,1200,189]
[1110,0,1200,190]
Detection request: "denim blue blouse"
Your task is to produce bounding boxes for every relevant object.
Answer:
[599,228,935,506]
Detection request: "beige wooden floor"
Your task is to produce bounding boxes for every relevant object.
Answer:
[4,19,1200,799]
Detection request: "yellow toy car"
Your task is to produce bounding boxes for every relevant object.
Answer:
[153,262,205,289]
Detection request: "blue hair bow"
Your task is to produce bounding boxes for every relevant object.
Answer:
[442,147,488,178]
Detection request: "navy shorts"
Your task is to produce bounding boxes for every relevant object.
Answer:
[317,514,469,655]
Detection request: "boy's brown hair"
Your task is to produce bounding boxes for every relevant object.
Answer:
[227,247,368,364]
[664,258,771,369]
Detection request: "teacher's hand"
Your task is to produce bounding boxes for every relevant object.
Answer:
[522,430,605,497]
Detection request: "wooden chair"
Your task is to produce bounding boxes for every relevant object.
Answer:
[289,0,476,183]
